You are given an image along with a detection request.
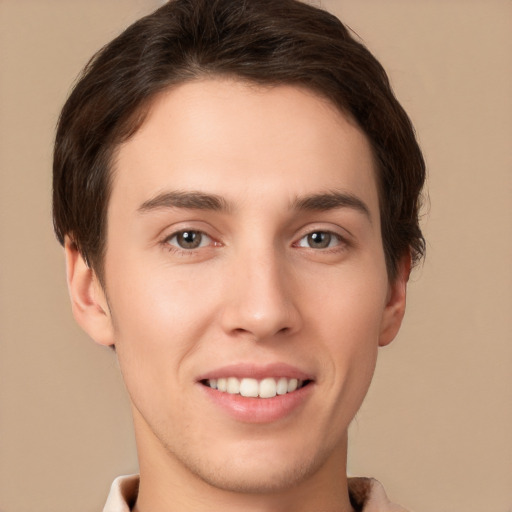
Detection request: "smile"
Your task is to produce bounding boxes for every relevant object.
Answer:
[203,377,310,398]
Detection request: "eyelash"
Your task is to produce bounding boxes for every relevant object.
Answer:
[162,230,216,255]
[294,230,348,251]
[160,228,349,255]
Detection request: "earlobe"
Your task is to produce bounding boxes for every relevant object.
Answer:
[64,237,115,347]
[378,253,411,347]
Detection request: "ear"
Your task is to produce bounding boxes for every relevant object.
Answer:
[64,237,115,347]
[378,252,411,347]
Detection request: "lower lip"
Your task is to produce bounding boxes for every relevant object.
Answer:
[199,382,314,423]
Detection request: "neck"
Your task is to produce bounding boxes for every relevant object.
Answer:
[132,413,354,512]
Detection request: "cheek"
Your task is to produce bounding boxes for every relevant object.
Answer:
[315,297,382,432]
[105,261,222,401]
[108,253,219,337]
[304,257,389,338]
[309,264,387,391]
[318,289,383,382]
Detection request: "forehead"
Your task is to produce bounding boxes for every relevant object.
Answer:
[111,79,378,216]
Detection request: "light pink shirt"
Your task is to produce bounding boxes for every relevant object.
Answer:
[103,474,410,512]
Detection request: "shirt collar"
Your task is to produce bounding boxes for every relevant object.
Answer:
[103,474,408,512]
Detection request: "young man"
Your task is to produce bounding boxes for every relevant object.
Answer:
[53,0,425,510]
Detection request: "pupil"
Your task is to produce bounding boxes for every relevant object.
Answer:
[308,232,330,248]
[178,231,201,249]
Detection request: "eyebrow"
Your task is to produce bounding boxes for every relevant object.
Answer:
[137,189,371,221]
[292,191,371,221]
[138,191,230,213]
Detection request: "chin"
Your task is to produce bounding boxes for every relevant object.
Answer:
[167,434,338,495]
[187,454,319,494]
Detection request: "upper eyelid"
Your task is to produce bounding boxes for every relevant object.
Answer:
[163,229,214,244]
[157,222,353,246]
[160,230,218,255]
[299,229,343,239]
[164,228,208,239]
[294,230,346,247]
[293,224,353,242]
[158,222,220,242]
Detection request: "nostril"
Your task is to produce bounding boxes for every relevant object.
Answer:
[231,325,292,339]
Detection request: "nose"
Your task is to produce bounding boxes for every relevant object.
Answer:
[219,247,302,341]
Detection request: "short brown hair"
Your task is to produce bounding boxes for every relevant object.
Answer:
[53,0,425,282]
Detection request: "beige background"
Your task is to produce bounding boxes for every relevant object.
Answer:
[0,1,510,511]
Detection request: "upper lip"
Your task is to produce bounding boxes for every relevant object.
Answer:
[197,363,314,382]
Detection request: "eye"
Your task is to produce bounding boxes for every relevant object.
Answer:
[165,230,212,250]
[296,231,342,249]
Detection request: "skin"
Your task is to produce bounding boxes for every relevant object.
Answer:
[65,79,409,512]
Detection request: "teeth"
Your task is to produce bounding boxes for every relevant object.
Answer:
[259,377,277,398]
[287,378,298,393]
[206,377,306,398]
[227,377,240,394]
[239,378,259,397]
[276,377,288,395]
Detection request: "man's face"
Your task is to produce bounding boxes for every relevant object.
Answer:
[96,79,405,492]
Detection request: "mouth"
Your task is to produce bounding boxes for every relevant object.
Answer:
[201,377,312,399]
[197,363,315,422]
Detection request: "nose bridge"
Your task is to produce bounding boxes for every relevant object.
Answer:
[220,240,300,340]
